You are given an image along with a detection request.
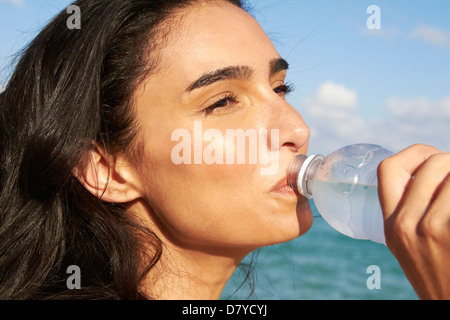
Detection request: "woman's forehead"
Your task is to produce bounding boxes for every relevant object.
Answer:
[150,2,278,85]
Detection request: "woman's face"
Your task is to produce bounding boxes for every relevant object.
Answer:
[130,1,311,254]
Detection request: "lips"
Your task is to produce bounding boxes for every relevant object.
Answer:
[270,176,297,196]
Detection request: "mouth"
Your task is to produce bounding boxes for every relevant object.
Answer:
[269,176,298,196]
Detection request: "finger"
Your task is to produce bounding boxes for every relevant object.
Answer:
[417,171,450,240]
[400,153,450,224]
[378,144,444,220]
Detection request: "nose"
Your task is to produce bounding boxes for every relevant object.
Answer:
[267,98,310,154]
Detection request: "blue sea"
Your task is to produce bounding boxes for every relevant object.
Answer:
[221,202,418,300]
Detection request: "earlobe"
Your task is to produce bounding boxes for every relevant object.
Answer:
[72,143,142,204]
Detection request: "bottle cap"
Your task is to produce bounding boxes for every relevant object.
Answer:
[288,154,323,198]
[288,154,309,196]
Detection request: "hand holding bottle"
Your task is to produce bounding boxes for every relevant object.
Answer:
[377,144,450,300]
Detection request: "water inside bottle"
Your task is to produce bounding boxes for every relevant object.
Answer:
[312,180,381,241]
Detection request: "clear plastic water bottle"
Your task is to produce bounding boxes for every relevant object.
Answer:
[287,144,394,245]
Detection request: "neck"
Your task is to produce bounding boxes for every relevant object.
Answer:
[141,243,248,300]
[128,200,252,300]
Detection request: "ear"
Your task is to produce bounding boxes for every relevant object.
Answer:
[73,143,143,203]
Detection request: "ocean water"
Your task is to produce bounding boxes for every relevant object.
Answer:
[221,202,418,300]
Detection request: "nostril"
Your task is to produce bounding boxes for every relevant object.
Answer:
[282,142,298,152]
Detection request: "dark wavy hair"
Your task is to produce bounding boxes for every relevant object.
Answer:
[0,0,244,300]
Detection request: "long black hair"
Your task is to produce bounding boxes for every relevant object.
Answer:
[0,0,243,300]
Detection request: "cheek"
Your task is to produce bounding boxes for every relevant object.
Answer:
[137,124,308,249]
[139,132,262,243]
[142,164,262,248]
[138,128,254,232]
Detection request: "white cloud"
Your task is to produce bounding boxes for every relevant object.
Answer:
[302,81,450,155]
[302,81,369,154]
[315,81,358,110]
[438,97,450,119]
[410,25,450,49]
[0,0,24,8]
[302,81,358,120]
[385,96,450,123]
[361,23,450,52]
[386,97,433,120]
[383,96,450,151]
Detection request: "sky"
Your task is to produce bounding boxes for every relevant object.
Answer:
[0,0,449,155]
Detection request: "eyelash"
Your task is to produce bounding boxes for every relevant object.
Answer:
[274,82,295,95]
[203,82,295,116]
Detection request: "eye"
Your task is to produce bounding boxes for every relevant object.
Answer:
[203,94,238,116]
[273,82,295,97]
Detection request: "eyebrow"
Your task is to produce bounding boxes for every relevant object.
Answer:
[186,57,289,92]
[270,57,289,75]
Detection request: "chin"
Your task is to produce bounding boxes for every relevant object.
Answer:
[259,198,313,247]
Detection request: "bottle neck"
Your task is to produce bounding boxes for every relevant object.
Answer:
[288,154,324,199]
